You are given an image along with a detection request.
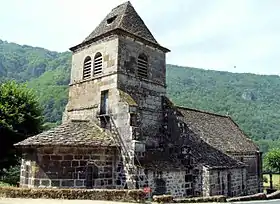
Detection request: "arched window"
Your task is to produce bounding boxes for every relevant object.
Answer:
[83,56,92,80]
[137,54,148,78]
[93,52,103,75]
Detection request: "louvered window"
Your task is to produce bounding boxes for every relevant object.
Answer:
[93,52,103,75]
[137,54,148,78]
[83,56,92,79]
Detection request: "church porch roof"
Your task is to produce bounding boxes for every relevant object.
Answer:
[14,120,117,148]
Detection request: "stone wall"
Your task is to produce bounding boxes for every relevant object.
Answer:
[63,34,119,123]
[117,35,166,148]
[144,170,192,198]
[19,146,119,189]
[229,152,262,195]
[118,35,166,86]
[193,166,247,197]
[70,35,119,84]
[208,168,247,197]
[247,175,259,195]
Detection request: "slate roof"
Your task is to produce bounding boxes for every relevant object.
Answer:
[177,107,259,153]
[186,132,245,169]
[70,1,169,52]
[141,135,245,170]
[14,120,116,147]
[140,150,187,170]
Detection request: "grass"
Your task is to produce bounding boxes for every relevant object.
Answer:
[0,181,11,187]
[263,174,280,188]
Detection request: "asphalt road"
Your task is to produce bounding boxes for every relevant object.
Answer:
[0,198,280,204]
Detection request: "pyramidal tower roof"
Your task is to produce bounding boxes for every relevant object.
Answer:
[70,1,169,52]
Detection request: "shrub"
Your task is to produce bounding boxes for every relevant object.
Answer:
[0,187,145,202]
[0,182,10,187]
[263,175,268,183]
[1,165,20,186]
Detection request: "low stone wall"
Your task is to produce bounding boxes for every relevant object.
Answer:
[174,195,227,203]
[227,193,267,202]
[153,195,227,203]
[0,187,145,202]
[267,190,280,199]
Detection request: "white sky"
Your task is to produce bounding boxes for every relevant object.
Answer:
[0,0,279,75]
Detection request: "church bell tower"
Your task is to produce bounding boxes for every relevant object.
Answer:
[63,1,170,154]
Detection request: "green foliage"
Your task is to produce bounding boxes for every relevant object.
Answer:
[263,175,268,183]
[1,40,280,154]
[0,40,70,124]
[0,182,10,187]
[166,65,280,143]
[0,81,43,174]
[264,148,280,173]
[1,165,20,186]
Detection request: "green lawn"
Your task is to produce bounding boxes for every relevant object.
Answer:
[0,181,10,187]
[263,174,280,188]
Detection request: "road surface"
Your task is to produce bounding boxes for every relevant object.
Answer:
[0,198,280,204]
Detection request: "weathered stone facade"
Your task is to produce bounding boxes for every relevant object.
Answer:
[229,152,263,194]
[15,1,262,199]
[20,147,119,188]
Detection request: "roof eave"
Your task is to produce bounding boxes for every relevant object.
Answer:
[69,28,170,53]
[206,164,247,170]
[14,143,118,149]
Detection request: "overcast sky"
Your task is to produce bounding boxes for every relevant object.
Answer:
[0,0,279,75]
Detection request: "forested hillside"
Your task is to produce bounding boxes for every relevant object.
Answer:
[1,39,280,153]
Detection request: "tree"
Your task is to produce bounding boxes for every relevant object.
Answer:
[264,148,280,173]
[0,81,43,175]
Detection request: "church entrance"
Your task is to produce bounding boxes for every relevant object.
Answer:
[85,164,99,188]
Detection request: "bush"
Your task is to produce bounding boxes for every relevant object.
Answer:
[263,175,268,183]
[0,187,145,202]
[0,182,10,187]
[1,165,20,186]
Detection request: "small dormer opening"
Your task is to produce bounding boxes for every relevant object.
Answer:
[137,54,148,78]
[107,15,118,25]
[93,52,103,75]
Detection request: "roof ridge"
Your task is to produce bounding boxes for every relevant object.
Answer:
[70,1,169,52]
[176,106,229,118]
[117,1,129,28]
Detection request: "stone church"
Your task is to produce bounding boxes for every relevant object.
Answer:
[15,1,262,198]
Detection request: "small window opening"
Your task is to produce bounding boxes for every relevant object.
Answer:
[100,90,109,115]
[107,15,118,24]
[83,56,92,79]
[94,52,103,75]
[137,54,148,78]
[130,113,137,127]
